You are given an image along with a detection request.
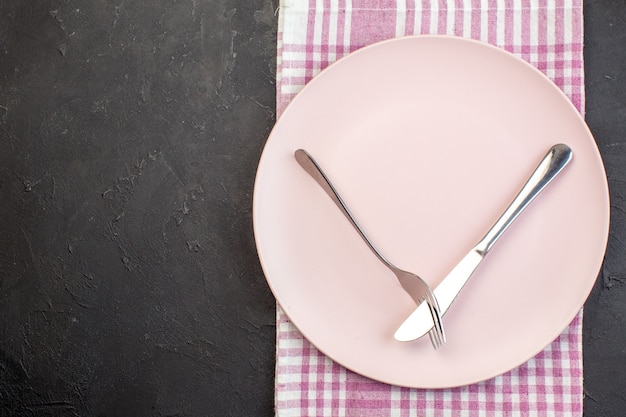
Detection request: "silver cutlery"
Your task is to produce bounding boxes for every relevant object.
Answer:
[295,149,446,349]
[394,143,573,342]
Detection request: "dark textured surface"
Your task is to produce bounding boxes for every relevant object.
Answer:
[0,0,277,415]
[582,1,626,416]
[0,0,624,416]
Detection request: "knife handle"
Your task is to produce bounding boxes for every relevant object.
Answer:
[475,144,572,256]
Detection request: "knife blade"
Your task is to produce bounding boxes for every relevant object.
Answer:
[394,144,573,342]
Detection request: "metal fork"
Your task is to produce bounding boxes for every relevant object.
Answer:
[295,149,446,349]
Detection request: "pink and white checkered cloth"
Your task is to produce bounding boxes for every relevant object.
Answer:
[275,1,585,416]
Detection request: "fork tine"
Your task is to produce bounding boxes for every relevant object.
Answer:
[428,328,438,349]
[418,293,443,350]
[428,317,442,349]
[421,296,439,349]
[428,327,441,349]
[398,281,444,349]
[421,297,438,349]
[425,292,446,347]
[433,321,444,348]
[430,304,445,347]
[420,293,443,349]
[413,292,443,350]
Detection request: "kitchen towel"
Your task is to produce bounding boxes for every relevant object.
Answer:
[275,1,584,416]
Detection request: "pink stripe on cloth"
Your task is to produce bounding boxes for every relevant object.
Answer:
[275,0,584,415]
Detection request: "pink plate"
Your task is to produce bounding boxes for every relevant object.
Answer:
[253,36,609,388]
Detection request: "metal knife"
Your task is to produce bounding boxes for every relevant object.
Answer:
[394,144,573,342]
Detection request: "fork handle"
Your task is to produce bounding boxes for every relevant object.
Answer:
[294,149,396,271]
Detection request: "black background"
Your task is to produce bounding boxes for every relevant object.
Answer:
[0,1,624,416]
